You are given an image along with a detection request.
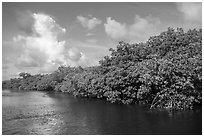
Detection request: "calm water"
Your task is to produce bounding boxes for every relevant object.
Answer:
[2,90,202,135]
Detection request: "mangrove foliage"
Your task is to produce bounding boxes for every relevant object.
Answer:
[2,28,202,110]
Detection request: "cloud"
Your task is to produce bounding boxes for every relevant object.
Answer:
[14,13,67,69]
[104,17,127,39]
[13,35,26,42]
[16,48,47,68]
[77,15,102,30]
[86,33,94,36]
[128,15,160,42]
[66,39,110,66]
[176,2,201,24]
[104,15,161,43]
[67,48,82,62]
[33,13,66,37]
[13,12,94,72]
[66,50,92,67]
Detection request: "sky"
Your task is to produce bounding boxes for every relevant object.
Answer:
[2,2,202,80]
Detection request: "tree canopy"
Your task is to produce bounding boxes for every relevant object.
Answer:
[3,28,202,110]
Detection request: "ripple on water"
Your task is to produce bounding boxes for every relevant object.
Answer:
[2,90,202,135]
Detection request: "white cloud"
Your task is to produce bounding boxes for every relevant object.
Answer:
[33,13,66,36]
[77,15,102,30]
[14,12,94,72]
[15,13,67,69]
[66,50,91,67]
[13,35,25,42]
[67,48,82,62]
[176,2,201,23]
[104,17,127,39]
[104,15,161,43]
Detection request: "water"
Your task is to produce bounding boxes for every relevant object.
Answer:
[2,90,202,135]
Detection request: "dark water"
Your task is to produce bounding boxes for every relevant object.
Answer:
[2,90,202,135]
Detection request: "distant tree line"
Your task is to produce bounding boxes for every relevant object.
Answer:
[2,28,202,110]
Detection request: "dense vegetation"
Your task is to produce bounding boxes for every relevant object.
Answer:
[3,28,202,110]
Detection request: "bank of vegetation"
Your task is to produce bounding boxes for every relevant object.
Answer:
[3,28,202,110]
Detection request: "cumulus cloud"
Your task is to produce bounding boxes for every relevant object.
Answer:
[77,15,102,30]
[176,2,202,24]
[104,15,161,43]
[14,12,92,72]
[104,17,127,39]
[15,13,67,68]
[67,48,82,62]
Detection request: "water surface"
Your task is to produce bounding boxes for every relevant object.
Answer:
[2,90,202,135]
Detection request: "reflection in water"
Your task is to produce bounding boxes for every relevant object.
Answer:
[2,90,202,135]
